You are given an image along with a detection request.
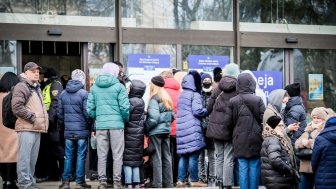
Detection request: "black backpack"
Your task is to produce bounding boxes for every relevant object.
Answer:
[2,85,33,129]
[2,88,16,129]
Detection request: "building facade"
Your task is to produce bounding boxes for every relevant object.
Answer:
[0,0,335,111]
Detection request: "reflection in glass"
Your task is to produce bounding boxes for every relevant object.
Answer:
[88,43,113,85]
[240,0,336,25]
[297,49,336,112]
[121,0,232,30]
[0,1,115,26]
[0,40,17,77]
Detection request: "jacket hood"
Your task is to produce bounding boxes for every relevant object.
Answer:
[129,79,146,98]
[268,89,287,112]
[65,80,83,93]
[285,96,303,110]
[319,116,336,143]
[236,73,256,94]
[218,75,237,93]
[164,78,181,91]
[182,74,200,92]
[19,73,40,88]
[95,74,119,88]
[241,70,261,90]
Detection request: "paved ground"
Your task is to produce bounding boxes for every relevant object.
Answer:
[38,181,266,189]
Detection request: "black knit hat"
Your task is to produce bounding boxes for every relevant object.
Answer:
[151,75,165,87]
[44,68,58,78]
[267,115,282,129]
[284,83,300,97]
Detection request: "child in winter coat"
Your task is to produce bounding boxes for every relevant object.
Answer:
[123,80,146,189]
[261,115,298,189]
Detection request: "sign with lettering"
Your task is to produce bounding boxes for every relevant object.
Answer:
[188,55,229,76]
[127,54,171,107]
[252,71,283,98]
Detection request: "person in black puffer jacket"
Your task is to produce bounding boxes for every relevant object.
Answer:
[123,79,146,188]
[261,116,297,189]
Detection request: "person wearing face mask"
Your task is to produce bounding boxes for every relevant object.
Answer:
[295,107,327,189]
[198,73,216,186]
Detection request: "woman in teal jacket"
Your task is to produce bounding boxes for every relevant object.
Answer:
[145,76,174,188]
[86,63,130,189]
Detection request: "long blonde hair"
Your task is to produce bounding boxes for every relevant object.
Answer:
[149,82,173,111]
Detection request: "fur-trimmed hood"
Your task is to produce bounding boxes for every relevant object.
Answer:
[181,70,202,93]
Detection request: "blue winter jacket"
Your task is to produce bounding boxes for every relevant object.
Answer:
[58,80,90,139]
[311,116,336,189]
[86,74,130,130]
[176,74,207,154]
[283,96,307,146]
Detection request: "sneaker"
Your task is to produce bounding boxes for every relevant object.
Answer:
[98,182,107,189]
[75,182,91,189]
[59,181,70,189]
[208,178,216,187]
[176,181,185,188]
[134,184,140,188]
[190,181,207,187]
[125,184,132,189]
[113,182,123,189]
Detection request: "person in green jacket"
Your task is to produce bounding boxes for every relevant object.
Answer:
[86,63,130,189]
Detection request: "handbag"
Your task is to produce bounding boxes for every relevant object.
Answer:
[295,132,313,160]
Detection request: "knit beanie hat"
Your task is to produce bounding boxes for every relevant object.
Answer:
[201,73,212,83]
[311,107,328,120]
[44,68,57,78]
[102,62,119,77]
[222,63,240,78]
[267,115,282,129]
[151,75,165,87]
[284,83,301,97]
[71,69,86,85]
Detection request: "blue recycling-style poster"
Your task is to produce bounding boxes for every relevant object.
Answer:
[309,74,323,100]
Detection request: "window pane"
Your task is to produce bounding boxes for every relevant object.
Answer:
[0,40,17,77]
[0,1,115,26]
[88,43,113,86]
[122,0,233,30]
[295,49,336,112]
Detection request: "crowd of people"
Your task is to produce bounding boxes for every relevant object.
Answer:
[0,61,335,189]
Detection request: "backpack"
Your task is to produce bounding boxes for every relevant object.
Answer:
[2,85,33,129]
[2,88,16,129]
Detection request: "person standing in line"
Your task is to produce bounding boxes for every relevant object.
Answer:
[12,62,48,189]
[41,68,64,181]
[261,116,298,189]
[162,71,181,185]
[295,107,327,189]
[0,72,20,189]
[145,75,174,188]
[206,74,238,189]
[58,69,92,189]
[123,80,146,189]
[224,72,265,189]
[198,73,216,186]
[175,70,208,188]
[311,112,336,189]
[212,67,222,90]
[283,83,307,148]
[86,63,130,189]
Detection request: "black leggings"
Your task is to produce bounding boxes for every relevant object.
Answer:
[0,163,17,182]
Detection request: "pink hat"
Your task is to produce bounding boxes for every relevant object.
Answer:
[102,63,119,77]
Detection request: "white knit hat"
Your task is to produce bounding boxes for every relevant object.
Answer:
[71,69,86,85]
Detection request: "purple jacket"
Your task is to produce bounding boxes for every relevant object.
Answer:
[176,74,207,154]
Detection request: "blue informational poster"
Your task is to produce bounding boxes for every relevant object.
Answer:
[127,54,171,107]
[252,71,283,98]
[309,74,323,100]
[187,55,229,76]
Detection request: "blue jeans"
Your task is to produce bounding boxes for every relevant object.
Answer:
[299,172,314,189]
[62,138,88,184]
[178,150,201,182]
[238,158,260,189]
[123,166,140,184]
